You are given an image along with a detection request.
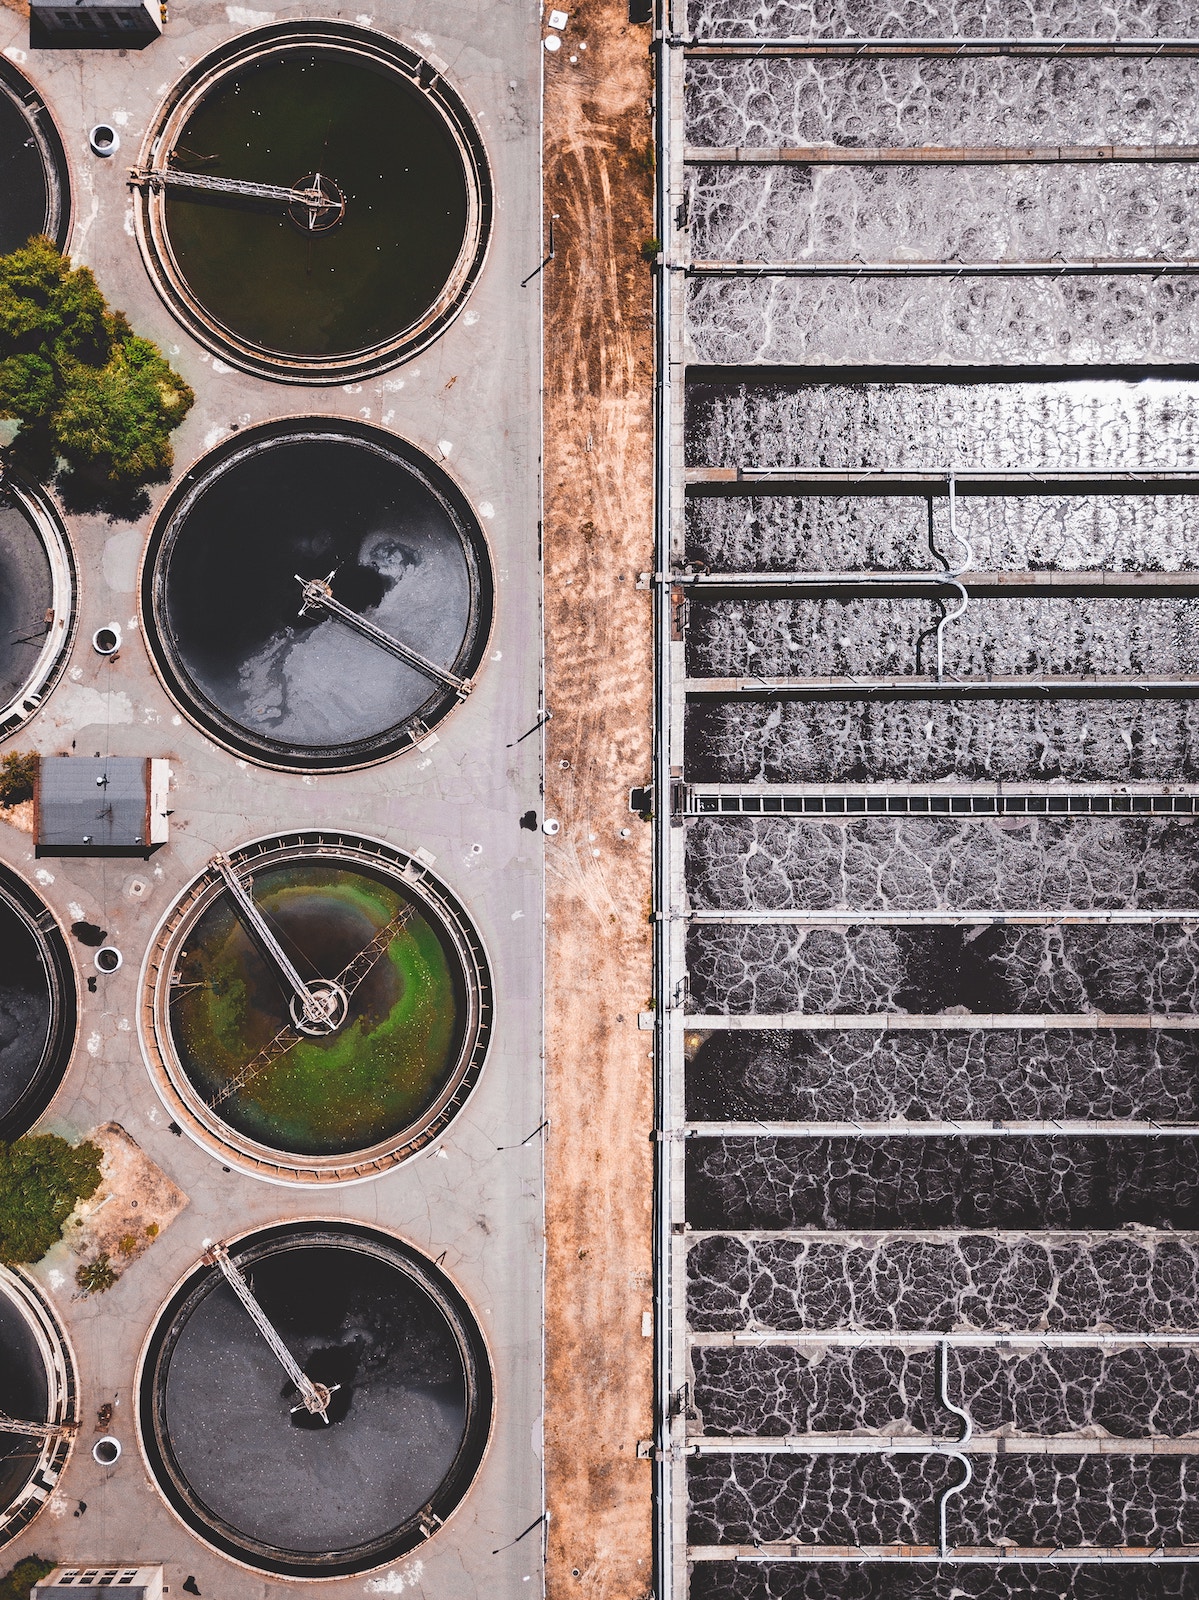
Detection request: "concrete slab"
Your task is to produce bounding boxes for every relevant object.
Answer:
[0,0,545,1593]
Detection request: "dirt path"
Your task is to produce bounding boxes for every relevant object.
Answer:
[542,3,656,1597]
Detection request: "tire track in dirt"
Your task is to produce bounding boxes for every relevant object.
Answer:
[543,3,656,1596]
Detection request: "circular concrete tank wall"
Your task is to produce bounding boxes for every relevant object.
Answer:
[140,832,492,1183]
[141,420,492,770]
[0,865,77,1140]
[0,1265,77,1553]
[0,59,70,254]
[0,476,76,742]
[138,1221,493,1576]
[132,22,491,382]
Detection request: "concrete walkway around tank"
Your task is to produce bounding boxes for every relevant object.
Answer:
[0,1,544,1595]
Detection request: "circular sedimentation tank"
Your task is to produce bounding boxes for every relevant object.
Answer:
[133,22,491,382]
[0,477,76,741]
[138,1221,492,1576]
[142,420,492,769]
[0,59,69,254]
[0,1266,77,1553]
[141,833,491,1183]
[0,866,76,1140]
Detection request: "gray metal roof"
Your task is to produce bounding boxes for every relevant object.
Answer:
[37,756,149,850]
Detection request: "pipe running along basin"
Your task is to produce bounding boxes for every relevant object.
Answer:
[137,1221,493,1577]
[141,421,492,769]
[0,865,77,1140]
[141,833,492,1183]
[131,22,492,382]
[0,1265,78,1554]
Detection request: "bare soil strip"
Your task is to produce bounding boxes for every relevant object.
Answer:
[543,3,656,1595]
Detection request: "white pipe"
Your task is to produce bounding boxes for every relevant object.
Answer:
[938,1453,973,1559]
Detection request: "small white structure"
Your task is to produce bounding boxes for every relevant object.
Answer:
[33,1569,163,1597]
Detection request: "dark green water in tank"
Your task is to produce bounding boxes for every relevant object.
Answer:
[171,863,465,1156]
[165,54,470,357]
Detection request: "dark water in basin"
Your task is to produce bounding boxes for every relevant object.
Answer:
[0,84,48,256]
[156,1241,468,1557]
[691,1565,1199,1599]
[0,497,52,707]
[687,1135,1199,1228]
[685,1028,1199,1123]
[693,1341,1199,1437]
[166,53,468,357]
[0,1288,49,1515]
[686,816,1199,912]
[688,1450,1199,1549]
[155,436,481,760]
[0,894,52,1130]
[687,923,1199,1016]
[688,1233,1199,1333]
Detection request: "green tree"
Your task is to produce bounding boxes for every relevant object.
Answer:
[75,1251,118,1295]
[0,1134,103,1267]
[0,235,193,487]
[0,1558,54,1600]
[0,750,37,807]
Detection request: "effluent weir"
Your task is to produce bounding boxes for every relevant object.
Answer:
[137,1221,492,1577]
[651,3,1199,1596]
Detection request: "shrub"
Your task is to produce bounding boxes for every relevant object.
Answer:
[0,750,36,807]
[0,1135,103,1266]
[0,1557,54,1599]
[75,1252,117,1295]
[0,236,193,486]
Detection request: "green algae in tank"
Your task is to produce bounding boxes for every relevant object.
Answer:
[171,864,464,1155]
[164,54,470,357]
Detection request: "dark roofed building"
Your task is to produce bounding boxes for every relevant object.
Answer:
[36,756,171,855]
[30,0,161,41]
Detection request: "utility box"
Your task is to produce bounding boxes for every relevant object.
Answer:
[36,756,171,856]
[33,1569,164,1597]
[29,0,162,42]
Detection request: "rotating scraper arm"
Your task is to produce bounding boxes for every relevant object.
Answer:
[203,1243,337,1422]
[296,572,471,697]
